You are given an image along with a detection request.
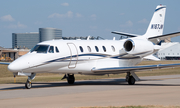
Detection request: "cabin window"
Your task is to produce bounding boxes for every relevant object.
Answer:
[48,46,54,53]
[102,46,106,52]
[55,47,59,53]
[79,46,83,52]
[111,45,115,52]
[87,46,91,52]
[30,45,49,53]
[95,46,99,52]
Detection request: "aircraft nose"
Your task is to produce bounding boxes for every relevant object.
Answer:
[8,59,29,72]
[8,62,21,72]
[8,53,36,72]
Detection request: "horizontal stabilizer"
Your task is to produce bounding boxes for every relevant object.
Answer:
[111,31,138,37]
[148,32,180,44]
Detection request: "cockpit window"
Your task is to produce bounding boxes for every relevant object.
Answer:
[30,45,49,53]
[48,46,54,53]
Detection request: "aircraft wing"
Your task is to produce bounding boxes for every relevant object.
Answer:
[111,31,138,37]
[0,62,10,65]
[148,32,180,43]
[92,63,180,74]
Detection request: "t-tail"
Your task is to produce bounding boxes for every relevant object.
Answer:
[111,5,169,40]
[143,5,166,38]
[112,4,180,45]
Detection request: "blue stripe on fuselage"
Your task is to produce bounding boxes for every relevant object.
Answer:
[45,53,141,64]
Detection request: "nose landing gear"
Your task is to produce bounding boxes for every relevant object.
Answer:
[25,80,32,89]
[25,73,36,89]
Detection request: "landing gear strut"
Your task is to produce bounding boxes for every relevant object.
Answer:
[126,72,135,85]
[62,74,75,84]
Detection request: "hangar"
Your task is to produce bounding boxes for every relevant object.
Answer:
[156,42,180,60]
[0,47,29,61]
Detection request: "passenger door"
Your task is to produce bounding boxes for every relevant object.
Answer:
[67,43,78,68]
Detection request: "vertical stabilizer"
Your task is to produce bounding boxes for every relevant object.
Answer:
[144,5,166,38]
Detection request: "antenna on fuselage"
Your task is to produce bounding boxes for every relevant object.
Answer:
[113,37,115,40]
[87,35,91,40]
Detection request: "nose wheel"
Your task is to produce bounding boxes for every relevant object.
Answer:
[25,80,32,89]
[24,73,36,89]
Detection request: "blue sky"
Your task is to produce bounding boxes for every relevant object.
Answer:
[0,0,180,48]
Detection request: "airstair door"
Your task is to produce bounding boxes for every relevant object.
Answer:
[67,43,78,68]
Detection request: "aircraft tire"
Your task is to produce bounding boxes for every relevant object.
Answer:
[67,74,75,84]
[25,80,32,89]
[128,76,135,85]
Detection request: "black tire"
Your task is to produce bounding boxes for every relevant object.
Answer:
[25,80,32,89]
[128,76,135,85]
[67,74,75,84]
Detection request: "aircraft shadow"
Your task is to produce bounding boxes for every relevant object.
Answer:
[1,78,180,90]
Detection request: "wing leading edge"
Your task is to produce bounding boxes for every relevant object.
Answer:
[92,63,180,74]
[0,62,10,65]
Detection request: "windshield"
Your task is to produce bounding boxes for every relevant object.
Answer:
[48,46,54,53]
[30,45,49,53]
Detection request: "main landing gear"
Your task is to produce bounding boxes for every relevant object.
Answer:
[62,74,75,84]
[126,72,140,85]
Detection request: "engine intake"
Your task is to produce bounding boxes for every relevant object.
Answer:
[123,39,154,55]
[123,39,135,52]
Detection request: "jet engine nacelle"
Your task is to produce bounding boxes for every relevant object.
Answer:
[123,39,154,55]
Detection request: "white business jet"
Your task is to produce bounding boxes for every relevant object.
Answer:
[1,4,180,89]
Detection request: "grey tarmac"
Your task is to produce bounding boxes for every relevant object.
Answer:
[1,75,180,108]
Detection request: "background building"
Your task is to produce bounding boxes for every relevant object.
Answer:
[39,28,62,42]
[12,28,62,49]
[156,42,180,60]
[0,47,29,61]
[12,28,102,50]
[12,32,39,49]
[62,36,104,40]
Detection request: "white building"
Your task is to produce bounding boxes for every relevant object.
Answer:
[156,42,180,60]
